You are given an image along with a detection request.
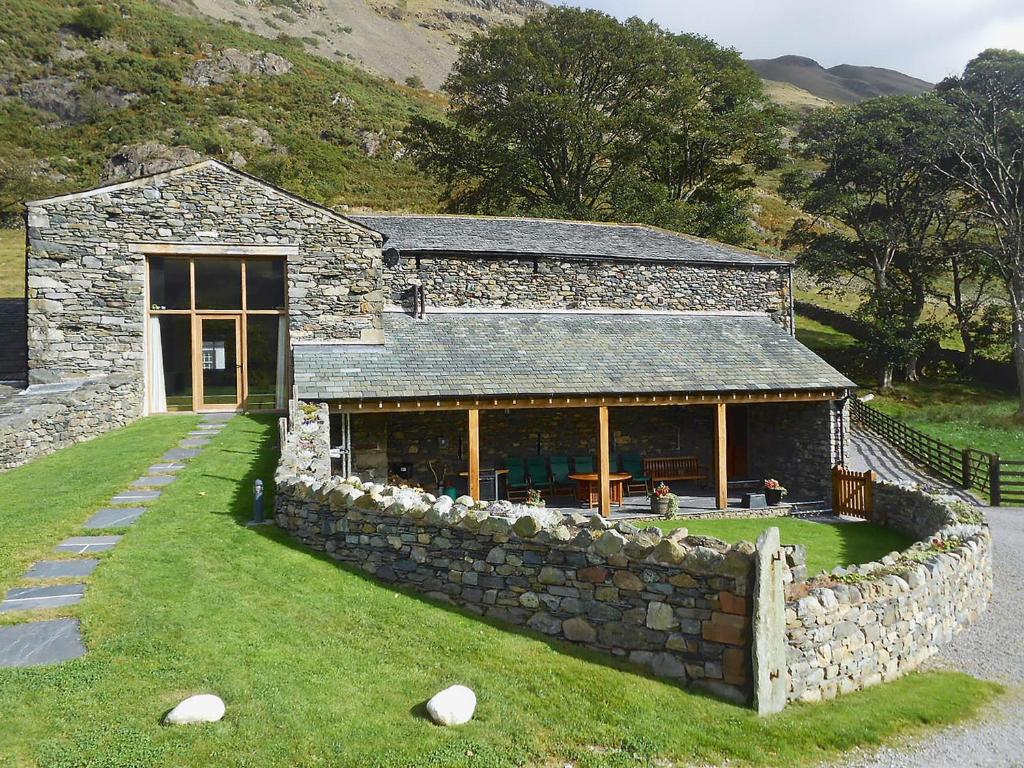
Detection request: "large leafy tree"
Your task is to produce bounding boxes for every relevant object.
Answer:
[403,7,784,243]
[781,95,956,387]
[936,49,1024,419]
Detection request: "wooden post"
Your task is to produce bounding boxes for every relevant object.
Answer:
[714,403,728,510]
[468,408,480,501]
[598,405,611,518]
[961,450,973,490]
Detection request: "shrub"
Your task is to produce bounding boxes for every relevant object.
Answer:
[70,5,116,39]
[404,75,424,89]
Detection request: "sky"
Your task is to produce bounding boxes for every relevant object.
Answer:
[548,0,1024,82]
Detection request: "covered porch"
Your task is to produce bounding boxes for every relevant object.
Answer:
[296,308,854,515]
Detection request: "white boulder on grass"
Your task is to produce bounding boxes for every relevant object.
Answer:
[163,694,225,725]
[426,685,476,726]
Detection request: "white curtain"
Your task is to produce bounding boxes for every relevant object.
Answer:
[148,316,168,414]
[275,315,288,410]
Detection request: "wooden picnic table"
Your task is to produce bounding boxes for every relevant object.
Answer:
[569,472,631,509]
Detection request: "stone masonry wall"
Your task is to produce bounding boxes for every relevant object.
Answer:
[748,401,840,499]
[386,255,792,330]
[25,162,381,383]
[784,485,991,703]
[0,373,141,470]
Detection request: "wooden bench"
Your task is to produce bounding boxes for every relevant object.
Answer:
[644,456,707,484]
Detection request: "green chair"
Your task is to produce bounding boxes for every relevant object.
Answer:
[504,459,529,501]
[621,453,651,496]
[573,455,594,474]
[526,456,551,491]
[549,455,573,493]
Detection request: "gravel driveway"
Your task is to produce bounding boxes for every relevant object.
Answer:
[826,425,1024,766]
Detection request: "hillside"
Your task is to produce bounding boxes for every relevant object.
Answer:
[746,55,932,103]
[0,0,446,211]
[157,0,546,90]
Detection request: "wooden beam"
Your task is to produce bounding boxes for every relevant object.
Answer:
[467,408,480,501]
[331,389,844,414]
[714,402,728,510]
[598,405,610,518]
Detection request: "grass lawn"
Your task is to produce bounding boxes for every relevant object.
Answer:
[871,381,1024,461]
[0,415,198,606]
[0,226,24,297]
[0,416,1000,767]
[644,517,913,577]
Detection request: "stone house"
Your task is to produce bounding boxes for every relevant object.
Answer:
[21,160,852,508]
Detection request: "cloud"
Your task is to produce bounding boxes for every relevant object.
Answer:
[547,0,1024,81]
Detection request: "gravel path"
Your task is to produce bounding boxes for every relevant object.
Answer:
[826,425,1024,766]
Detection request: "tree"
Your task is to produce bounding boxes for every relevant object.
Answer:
[403,7,783,243]
[936,49,1024,420]
[0,145,54,223]
[781,95,956,387]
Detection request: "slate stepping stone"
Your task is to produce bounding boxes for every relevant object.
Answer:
[200,413,235,423]
[55,535,121,554]
[25,560,100,580]
[84,507,146,529]
[188,430,219,437]
[131,475,175,487]
[110,489,161,504]
[179,438,210,448]
[148,462,185,474]
[162,448,200,461]
[1,583,85,612]
[0,619,85,667]
[195,423,225,430]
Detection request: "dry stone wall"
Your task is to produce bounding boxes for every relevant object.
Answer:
[386,255,792,330]
[784,484,992,703]
[0,374,140,470]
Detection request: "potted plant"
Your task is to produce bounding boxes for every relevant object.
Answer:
[650,482,677,516]
[525,488,546,508]
[763,478,787,506]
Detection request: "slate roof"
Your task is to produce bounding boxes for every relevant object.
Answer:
[350,214,784,266]
[293,310,853,402]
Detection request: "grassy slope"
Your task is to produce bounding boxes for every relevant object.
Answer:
[0,416,197,604]
[1,0,445,211]
[0,229,23,297]
[646,518,912,577]
[0,416,1000,767]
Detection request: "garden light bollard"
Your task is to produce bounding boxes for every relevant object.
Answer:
[249,479,267,526]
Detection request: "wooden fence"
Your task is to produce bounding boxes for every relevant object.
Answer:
[851,398,1024,506]
[832,466,876,520]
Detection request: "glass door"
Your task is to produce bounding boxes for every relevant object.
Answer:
[196,315,242,411]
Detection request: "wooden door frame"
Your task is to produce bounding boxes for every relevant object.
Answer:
[194,313,243,412]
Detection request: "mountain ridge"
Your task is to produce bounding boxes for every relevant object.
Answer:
[745,54,932,104]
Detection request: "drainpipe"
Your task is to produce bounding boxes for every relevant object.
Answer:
[788,265,796,337]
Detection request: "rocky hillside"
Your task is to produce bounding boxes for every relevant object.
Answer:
[746,55,932,103]
[157,0,546,89]
[0,0,447,211]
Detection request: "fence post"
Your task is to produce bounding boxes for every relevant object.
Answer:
[961,450,972,489]
[989,454,1002,507]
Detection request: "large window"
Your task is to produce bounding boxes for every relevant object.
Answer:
[146,256,288,412]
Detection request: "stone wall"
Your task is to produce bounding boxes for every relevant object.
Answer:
[0,374,141,470]
[748,401,840,499]
[784,485,992,703]
[25,161,381,383]
[274,473,757,704]
[280,400,331,482]
[386,255,792,330]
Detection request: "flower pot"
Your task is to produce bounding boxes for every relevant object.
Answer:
[651,497,671,515]
[765,488,784,506]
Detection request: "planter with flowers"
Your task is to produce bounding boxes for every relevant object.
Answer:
[763,478,787,506]
[525,488,546,508]
[650,482,679,518]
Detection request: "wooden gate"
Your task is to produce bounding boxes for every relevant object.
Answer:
[832,466,876,521]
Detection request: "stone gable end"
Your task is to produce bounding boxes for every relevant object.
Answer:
[25,161,383,382]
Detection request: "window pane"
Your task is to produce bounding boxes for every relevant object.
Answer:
[246,315,284,409]
[159,315,193,411]
[148,257,190,310]
[246,259,286,310]
[194,259,242,309]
